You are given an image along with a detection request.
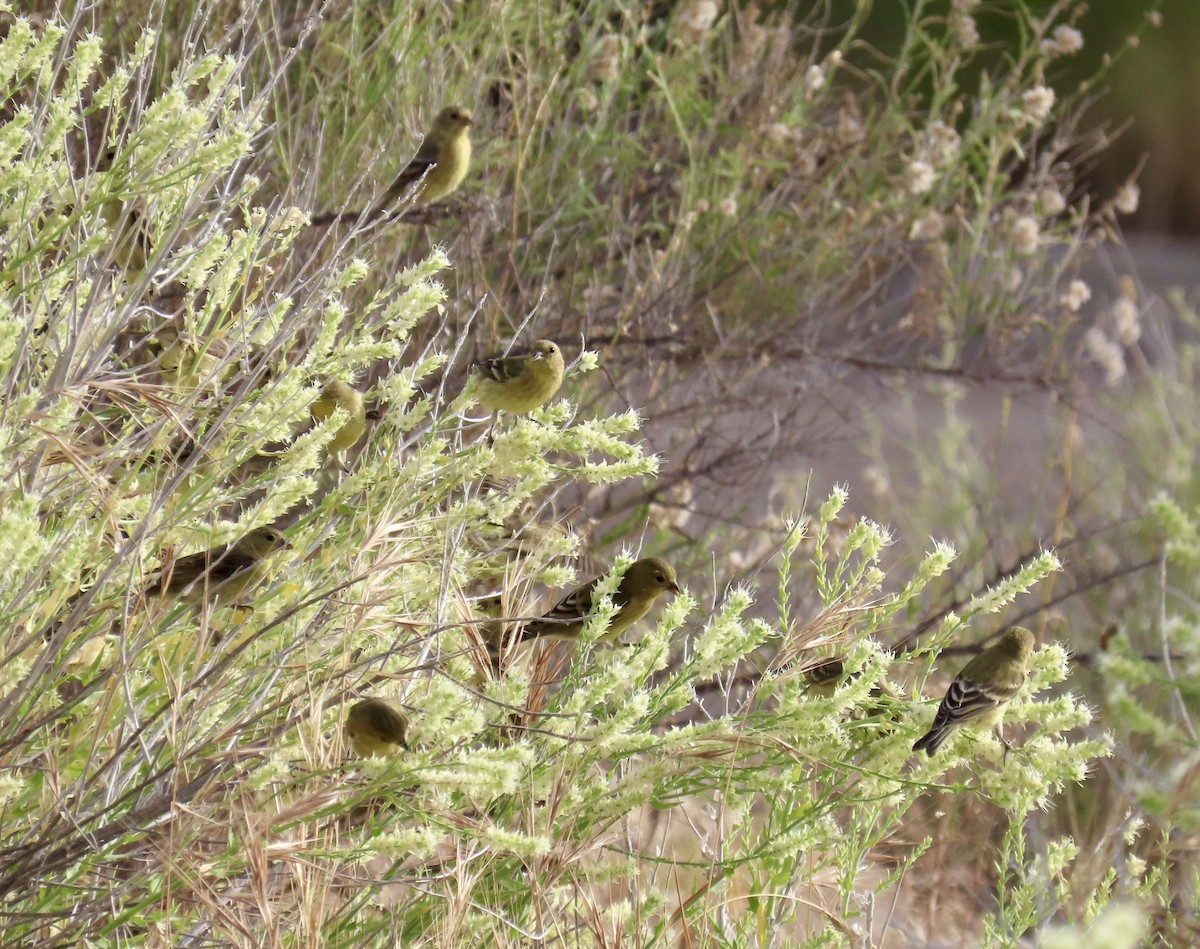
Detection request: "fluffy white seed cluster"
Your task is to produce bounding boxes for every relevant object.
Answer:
[1084,327,1126,387]
[1060,279,1091,313]
[670,0,720,47]
[1042,24,1084,59]
[906,160,935,195]
[1021,85,1057,125]
[1010,214,1041,255]
[1114,181,1141,215]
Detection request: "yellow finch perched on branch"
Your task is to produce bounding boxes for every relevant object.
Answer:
[803,657,847,698]
[97,146,152,272]
[144,526,292,608]
[803,656,900,731]
[102,200,151,272]
[378,105,474,211]
[345,698,409,757]
[912,626,1035,756]
[470,339,565,414]
[310,379,367,465]
[488,558,680,671]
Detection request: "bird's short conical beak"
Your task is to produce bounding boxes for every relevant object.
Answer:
[668,581,681,595]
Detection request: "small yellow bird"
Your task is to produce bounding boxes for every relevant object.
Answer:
[802,656,901,731]
[379,105,474,211]
[310,379,367,464]
[488,557,680,665]
[803,657,847,698]
[155,325,234,390]
[912,626,1036,756]
[97,146,152,271]
[345,698,409,757]
[144,526,292,607]
[470,339,565,414]
[102,201,151,271]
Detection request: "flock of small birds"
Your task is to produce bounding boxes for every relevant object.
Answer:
[103,104,1039,763]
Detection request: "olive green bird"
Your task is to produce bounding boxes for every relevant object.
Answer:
[470,339,565,414]
[97,146,152,272]
[912,626,1036,756]
[144,526,292,607]
[803,657,848,698]
[345,698,409,757]
[310,379,367,466]
[487,558,680,671]
[803,656,901,730]
[377,105,474,212]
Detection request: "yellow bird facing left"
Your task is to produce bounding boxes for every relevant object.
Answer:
[310,379,367,465]
[345,698,409,757]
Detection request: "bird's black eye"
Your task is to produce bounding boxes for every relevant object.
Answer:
[655,573,665,583]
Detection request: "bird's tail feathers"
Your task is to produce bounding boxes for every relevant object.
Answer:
[912,725,951,756]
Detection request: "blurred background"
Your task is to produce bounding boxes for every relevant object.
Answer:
[840,0,1200,236]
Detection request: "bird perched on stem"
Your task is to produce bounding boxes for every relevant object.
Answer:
[144,526,292,608]
[345,698,408,757]
[97,146,153,272]
[912,626,1035,756]
[802,656,901,731]
[470,339,565,414]
[487,558,680,671]
[310,379,367,467]
[376,105,474,213]
[803,657,848,698]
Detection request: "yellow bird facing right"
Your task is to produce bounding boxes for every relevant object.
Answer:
[345,698,409,757]
[144,526,292,609]
[377,105,474,212]
[912,626,1036,756]
[470,339,565,414]
[310,378,367,466]
[486,557,680,672]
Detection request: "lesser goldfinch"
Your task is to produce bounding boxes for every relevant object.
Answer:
[470,339,565,414]
[345,698,408,757]
[310,379,367,465]
[97,147,152,271]
[803,657,847,697]
[803,656,901,731]
[378,105,474,211]
[144,526,292,607]
[912,626,1035,756]
[156,325,234,390]
[103,201,151,271]
[499,557,680,649]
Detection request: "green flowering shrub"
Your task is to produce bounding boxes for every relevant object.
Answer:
[0,1,1188,946]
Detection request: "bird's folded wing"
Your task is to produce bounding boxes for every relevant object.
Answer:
[388,139,439,194]
[473,354,527,384]
[938,677,1003,725]
[148,545,257,593]
[543,580,600,622]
